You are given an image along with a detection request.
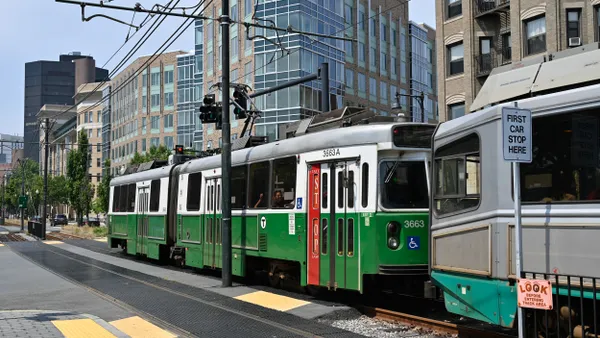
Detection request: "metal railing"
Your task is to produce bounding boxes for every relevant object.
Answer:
[474,48,512,76]
[474,0,510,16]
[522,271,599,338]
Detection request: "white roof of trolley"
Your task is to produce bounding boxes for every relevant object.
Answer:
[470,43,600,112]
[438,75,600,140]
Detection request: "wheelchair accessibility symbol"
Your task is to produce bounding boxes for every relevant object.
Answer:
[408,236,420,250]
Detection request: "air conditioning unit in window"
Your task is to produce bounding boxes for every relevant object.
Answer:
[568,37,582,47]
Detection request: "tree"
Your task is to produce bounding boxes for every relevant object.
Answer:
[67,130,93,225]
[5,159,41,217]
[48,175,69,217]
[130,145,172,165]
[95,159,111,215]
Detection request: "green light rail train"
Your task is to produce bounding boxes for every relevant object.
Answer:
[108,110,435,294]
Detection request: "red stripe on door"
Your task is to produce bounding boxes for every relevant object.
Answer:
[307,165,321,286]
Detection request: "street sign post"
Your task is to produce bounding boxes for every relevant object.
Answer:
[502,104,532,338]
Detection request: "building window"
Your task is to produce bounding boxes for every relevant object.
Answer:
[369,46,376,67]
[447,0,462,19]
[151,94,160,107]
[142,139,146,152]
[164,92,174,106]
[345,69,354,89]
[151,116,160,131]
[245,0,252,16]
[525,16,546,55]
[566,9,581,46]
[164,114,174,129]
[358,73,366,92]
[448,102,465,120]
[358,42,366,62]
[448,42,464,76]
[151,72,160,86]
[164,70,174,84]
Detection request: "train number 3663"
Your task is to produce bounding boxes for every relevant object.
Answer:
[404,220,425,228]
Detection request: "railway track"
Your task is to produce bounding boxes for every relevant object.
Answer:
[362,306,516,338]
[46,232,87,241]
[0,233,27,242]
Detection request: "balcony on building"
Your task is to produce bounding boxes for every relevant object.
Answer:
[475,45,512,77]
[474,0,509,18]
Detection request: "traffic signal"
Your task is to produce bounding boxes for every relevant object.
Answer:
[175,145,184,154]
[233,89,247,119]
[199,94,221,125]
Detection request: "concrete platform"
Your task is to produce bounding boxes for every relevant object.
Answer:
[3,240,361,337]
[44,239,352,319]
[0,245,186,337]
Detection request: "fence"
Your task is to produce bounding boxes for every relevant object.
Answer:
[522,271,598,338]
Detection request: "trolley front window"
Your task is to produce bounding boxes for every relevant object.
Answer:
[433,133,481,216]
[379,160,429,209]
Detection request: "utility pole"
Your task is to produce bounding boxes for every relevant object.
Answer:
[1,175,4,225]
[42,118,49,240]
[20,159,25,232]
[221,0,233,288]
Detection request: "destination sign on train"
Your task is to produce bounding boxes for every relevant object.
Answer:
[502,107,532,163]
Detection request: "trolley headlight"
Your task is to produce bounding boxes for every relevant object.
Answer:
[388,237,399,250]
[387,221,401,250]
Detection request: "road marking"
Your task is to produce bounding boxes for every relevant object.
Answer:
[52,318,117,338]
[234,291,310,312]
[94,238,108,242]
[109,316,176,338]
[44,240,64,245]
[0,244,4,247]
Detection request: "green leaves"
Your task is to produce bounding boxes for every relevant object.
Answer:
[130,145,172,165]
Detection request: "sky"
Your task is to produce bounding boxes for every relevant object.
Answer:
[0,0,435,137]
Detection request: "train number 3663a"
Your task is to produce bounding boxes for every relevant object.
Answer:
[322,148,340,157]
[404,220,425,228]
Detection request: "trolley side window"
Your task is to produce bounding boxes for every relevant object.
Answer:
[186,173,202,211]
[520,110,600,203]
[433,133,481,216]
[149,179,161,212]
[127,183,136,212]
[272,156,296,208]
[112,186,120,212]
[249,161,270,209]
[231,165,247,209]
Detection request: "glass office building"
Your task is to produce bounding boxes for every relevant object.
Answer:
[408,21,437,122]
[192,0,411,148]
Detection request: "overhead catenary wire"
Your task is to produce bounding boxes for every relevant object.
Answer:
[48,0,182,125]
[69,0,209,124]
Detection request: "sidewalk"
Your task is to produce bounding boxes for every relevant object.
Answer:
[0,244,177,337]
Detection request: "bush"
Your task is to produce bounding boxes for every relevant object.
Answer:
[93,227,108,237]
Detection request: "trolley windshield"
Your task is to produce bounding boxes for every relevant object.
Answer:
[380,160,429,209]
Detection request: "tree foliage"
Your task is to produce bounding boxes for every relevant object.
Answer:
[94,159,111,214]
[66,130,94,224]
[130,145,172,165]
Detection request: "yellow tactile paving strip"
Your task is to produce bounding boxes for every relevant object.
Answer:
[94,238,108,242]
[51,318,116,338]
[45,240,64,245]
[234,290,310,312]
[110,316,176,338]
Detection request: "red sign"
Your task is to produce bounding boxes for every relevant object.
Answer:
[517,279,553,310]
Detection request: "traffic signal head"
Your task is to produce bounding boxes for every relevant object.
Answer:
[203,94,215,105]
[233,89,247,119]
[175,145,184,154]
